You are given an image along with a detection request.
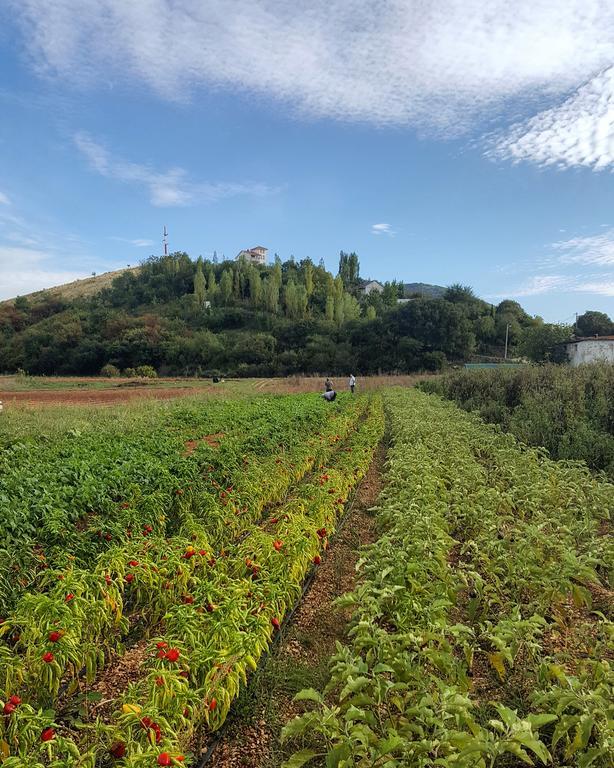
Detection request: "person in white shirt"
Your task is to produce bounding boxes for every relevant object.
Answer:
[348,374,356,393]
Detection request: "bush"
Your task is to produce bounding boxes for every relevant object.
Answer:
[100,363,120,378]
[134,365,158,379]
[123,367,137,377]
[421,363,614,479]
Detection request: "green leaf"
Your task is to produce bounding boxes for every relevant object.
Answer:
[294,688,324,704]
[526,713,558,730]
[514,734,551,765]
[281,749,322,768]
[326,743,351,767]
[281,714,320,743]
[501,741,535,765]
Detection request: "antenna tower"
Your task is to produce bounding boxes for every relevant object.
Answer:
[163,225,169,256]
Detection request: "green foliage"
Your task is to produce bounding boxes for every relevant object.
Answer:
[0,251,573,376]
[0,391,384,764]
[423,364,614,479]
[134,365,157,378]
[576,310,614,337]
[519,322,572,362]
[193,256,206,306]
[99,363,120,377]
[284,390,613,768]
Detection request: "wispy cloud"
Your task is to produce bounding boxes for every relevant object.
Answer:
[110,236,155,248]
[492,227,614,300]
[0,191,10,205]
[0,200,99,300]
[551,230,614,266]
[489,66,614,169]
[371,222,395,237]
[506,275,571,297]
[9,1,614,133]
[0,245,85,300]
[74,132,275,207]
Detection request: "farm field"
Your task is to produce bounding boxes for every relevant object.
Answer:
[283,390,613,768]
[0,375,425,407]
[0,391,384,766]
[0,385,612,768]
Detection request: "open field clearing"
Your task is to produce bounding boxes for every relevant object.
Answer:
[282,390,613,768]
[0,375,424,407]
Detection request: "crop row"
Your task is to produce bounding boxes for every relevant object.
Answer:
[0,396,366,709]
[0,395,384,766]
[0,395,355,612]
[284,389,613,768]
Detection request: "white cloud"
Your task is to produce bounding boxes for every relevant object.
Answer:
[489,66,614,169]
[0,192,10,205]
[507,275,571,297]
[0,246,85,300]
[574,280,614,296]
[552,230,614,266]
[371,222,395,237]
[110,237,155,247]
[74,132,273,206]
[9,1,614,132]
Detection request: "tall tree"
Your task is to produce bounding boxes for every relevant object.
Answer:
[205,264,218,298]
[219,269,233,305]
[576,310,614,337]
[193,257,206,306]
[304,260,314,298]
[248,268,263,308]
[264,278,279,314]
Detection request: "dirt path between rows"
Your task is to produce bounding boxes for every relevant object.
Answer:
[207,440,386,768]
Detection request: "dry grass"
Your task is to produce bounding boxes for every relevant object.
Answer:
[0,267,139,306]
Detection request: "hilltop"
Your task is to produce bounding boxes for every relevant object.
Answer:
[0,251,560,376]
[1,267,139,306]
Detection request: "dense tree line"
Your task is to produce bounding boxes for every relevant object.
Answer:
[0,252,608,376]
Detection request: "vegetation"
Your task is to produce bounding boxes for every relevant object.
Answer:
[283,389,613,768]
[0,252,579,376]
[421,364,614,479]
[0,392,383,765]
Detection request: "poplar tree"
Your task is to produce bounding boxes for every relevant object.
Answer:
[193,257,206,306]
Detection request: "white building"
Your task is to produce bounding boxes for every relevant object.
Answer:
[236,246,268,265]
[362,280,384,295]
[565,336,614,366]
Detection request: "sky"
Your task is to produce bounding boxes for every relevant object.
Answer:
[0,1,613,322]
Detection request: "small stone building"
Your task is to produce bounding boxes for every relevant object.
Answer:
[565,336,614,366]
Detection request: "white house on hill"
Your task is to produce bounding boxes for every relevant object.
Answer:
[236,246,268,265]
[565,336,614,366]
[362,280,384,295]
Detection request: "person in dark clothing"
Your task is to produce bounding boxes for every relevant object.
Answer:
[322,390,337,402]
[324,377,333,392]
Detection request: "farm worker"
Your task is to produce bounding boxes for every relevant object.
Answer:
[348,374,356,393]
[322,390,337,402]
[324,377,334,392]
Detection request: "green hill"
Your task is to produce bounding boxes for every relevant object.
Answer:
[0,252,553,376]
[1,267,139,307]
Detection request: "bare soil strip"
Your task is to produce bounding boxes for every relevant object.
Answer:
[207,441,386,768]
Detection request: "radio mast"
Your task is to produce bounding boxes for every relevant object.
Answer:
[163,225,169,256]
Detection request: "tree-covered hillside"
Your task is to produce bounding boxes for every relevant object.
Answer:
[0,251,586,376]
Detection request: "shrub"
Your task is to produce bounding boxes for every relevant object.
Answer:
[100,363,120,378]
[135,365,158,379]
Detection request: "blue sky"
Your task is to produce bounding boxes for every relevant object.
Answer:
[1,1,613,322]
